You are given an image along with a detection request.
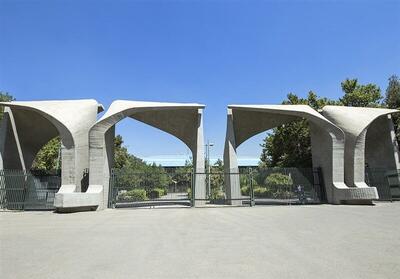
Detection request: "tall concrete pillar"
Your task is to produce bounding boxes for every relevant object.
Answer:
[322,106,398,195]
[223,109,241,205]
[192,109,206,205]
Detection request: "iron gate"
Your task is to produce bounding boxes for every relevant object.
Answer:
[0,169,61,210]
[248,168,323,205]
[108,167,324,208]
[366,168,400,201]
[108,168,193,208]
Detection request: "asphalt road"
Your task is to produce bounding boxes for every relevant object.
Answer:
[1,202,399,279]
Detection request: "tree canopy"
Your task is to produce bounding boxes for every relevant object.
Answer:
[260,91,338,168]
[0,92,15,120]
[384,75,400,143]
[260,77,388,168]
[340,78,382,107]
[31,137,61,172]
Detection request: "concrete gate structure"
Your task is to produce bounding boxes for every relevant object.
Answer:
[224,104,399,205]
[1,99,399,211]
[0,100,102,188]
[55,100,206,210]
[321,106,400,195]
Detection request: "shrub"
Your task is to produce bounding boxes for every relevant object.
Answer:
[253,187,271,198]
[261,173,294,199]
[272,190,292,199]
[210,189,225,200]
[147,188,166,199]
[241,186,250,196]
[119,189,148,201]
[187,187,192,200]
[210,188,225,204]
[265,173,293,190]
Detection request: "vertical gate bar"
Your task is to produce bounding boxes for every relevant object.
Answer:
[22,170,27,210]
[191,170,195,207]
[249,168,254,207]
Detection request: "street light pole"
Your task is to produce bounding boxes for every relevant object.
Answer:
[205,140,214,198]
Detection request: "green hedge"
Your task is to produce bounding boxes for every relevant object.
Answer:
[253,187,271,198]
[147,188,167,199]
[119,189,148,201]
[241,186,250,196]
[210,189,225,201]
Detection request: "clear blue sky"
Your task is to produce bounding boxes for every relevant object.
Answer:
[1,0,399,160]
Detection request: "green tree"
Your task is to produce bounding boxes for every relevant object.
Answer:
[114,135,131,169]
[264,172,293,199]
[340,78,382,107]
[384,75,400,144]
[0,92,15,120]
[172,160,193,191]
[260,91,337,168]
[31,137,61,172]
[260,78,383,168]
[265,172,293,189]
[209,159,225,200]
[112,135,171,194]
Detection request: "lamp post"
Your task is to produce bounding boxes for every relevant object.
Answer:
[205,140,214,198]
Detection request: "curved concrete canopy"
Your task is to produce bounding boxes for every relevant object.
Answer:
[322,106,399,189]
[224,104,378,204]
[92,100,205,153]
[228,104,343,147]
[0,100,101,188]
[87,100,206,209]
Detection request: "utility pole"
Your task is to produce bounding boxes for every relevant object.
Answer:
[205,140,214,198]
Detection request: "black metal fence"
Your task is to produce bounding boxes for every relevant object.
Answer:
[246,168,323,205]
[0,169,61,211]
[4,167,397,211]
[108,168,193,208]
[108,167,325,208]
[193,172,253,206]
[366,168,400,201]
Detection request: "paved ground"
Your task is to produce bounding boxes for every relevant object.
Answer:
[1,202,399,279]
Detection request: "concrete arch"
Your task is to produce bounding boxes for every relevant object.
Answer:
[224,104,376,204]
[87,100,206,209]
[366,114,400,171]
[0,100,102,188]
[322,106,399,191]
[0,107,60,170]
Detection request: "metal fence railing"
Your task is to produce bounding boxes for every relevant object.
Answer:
[109,168,193,208]
[192,172,253,206]
[108,167,324,208]
[366,168,400,201]
[0,169,61,211]
[244,168,322,205]
[3,167,398,211]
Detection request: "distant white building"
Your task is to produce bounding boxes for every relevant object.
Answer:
[142,155,259,167]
